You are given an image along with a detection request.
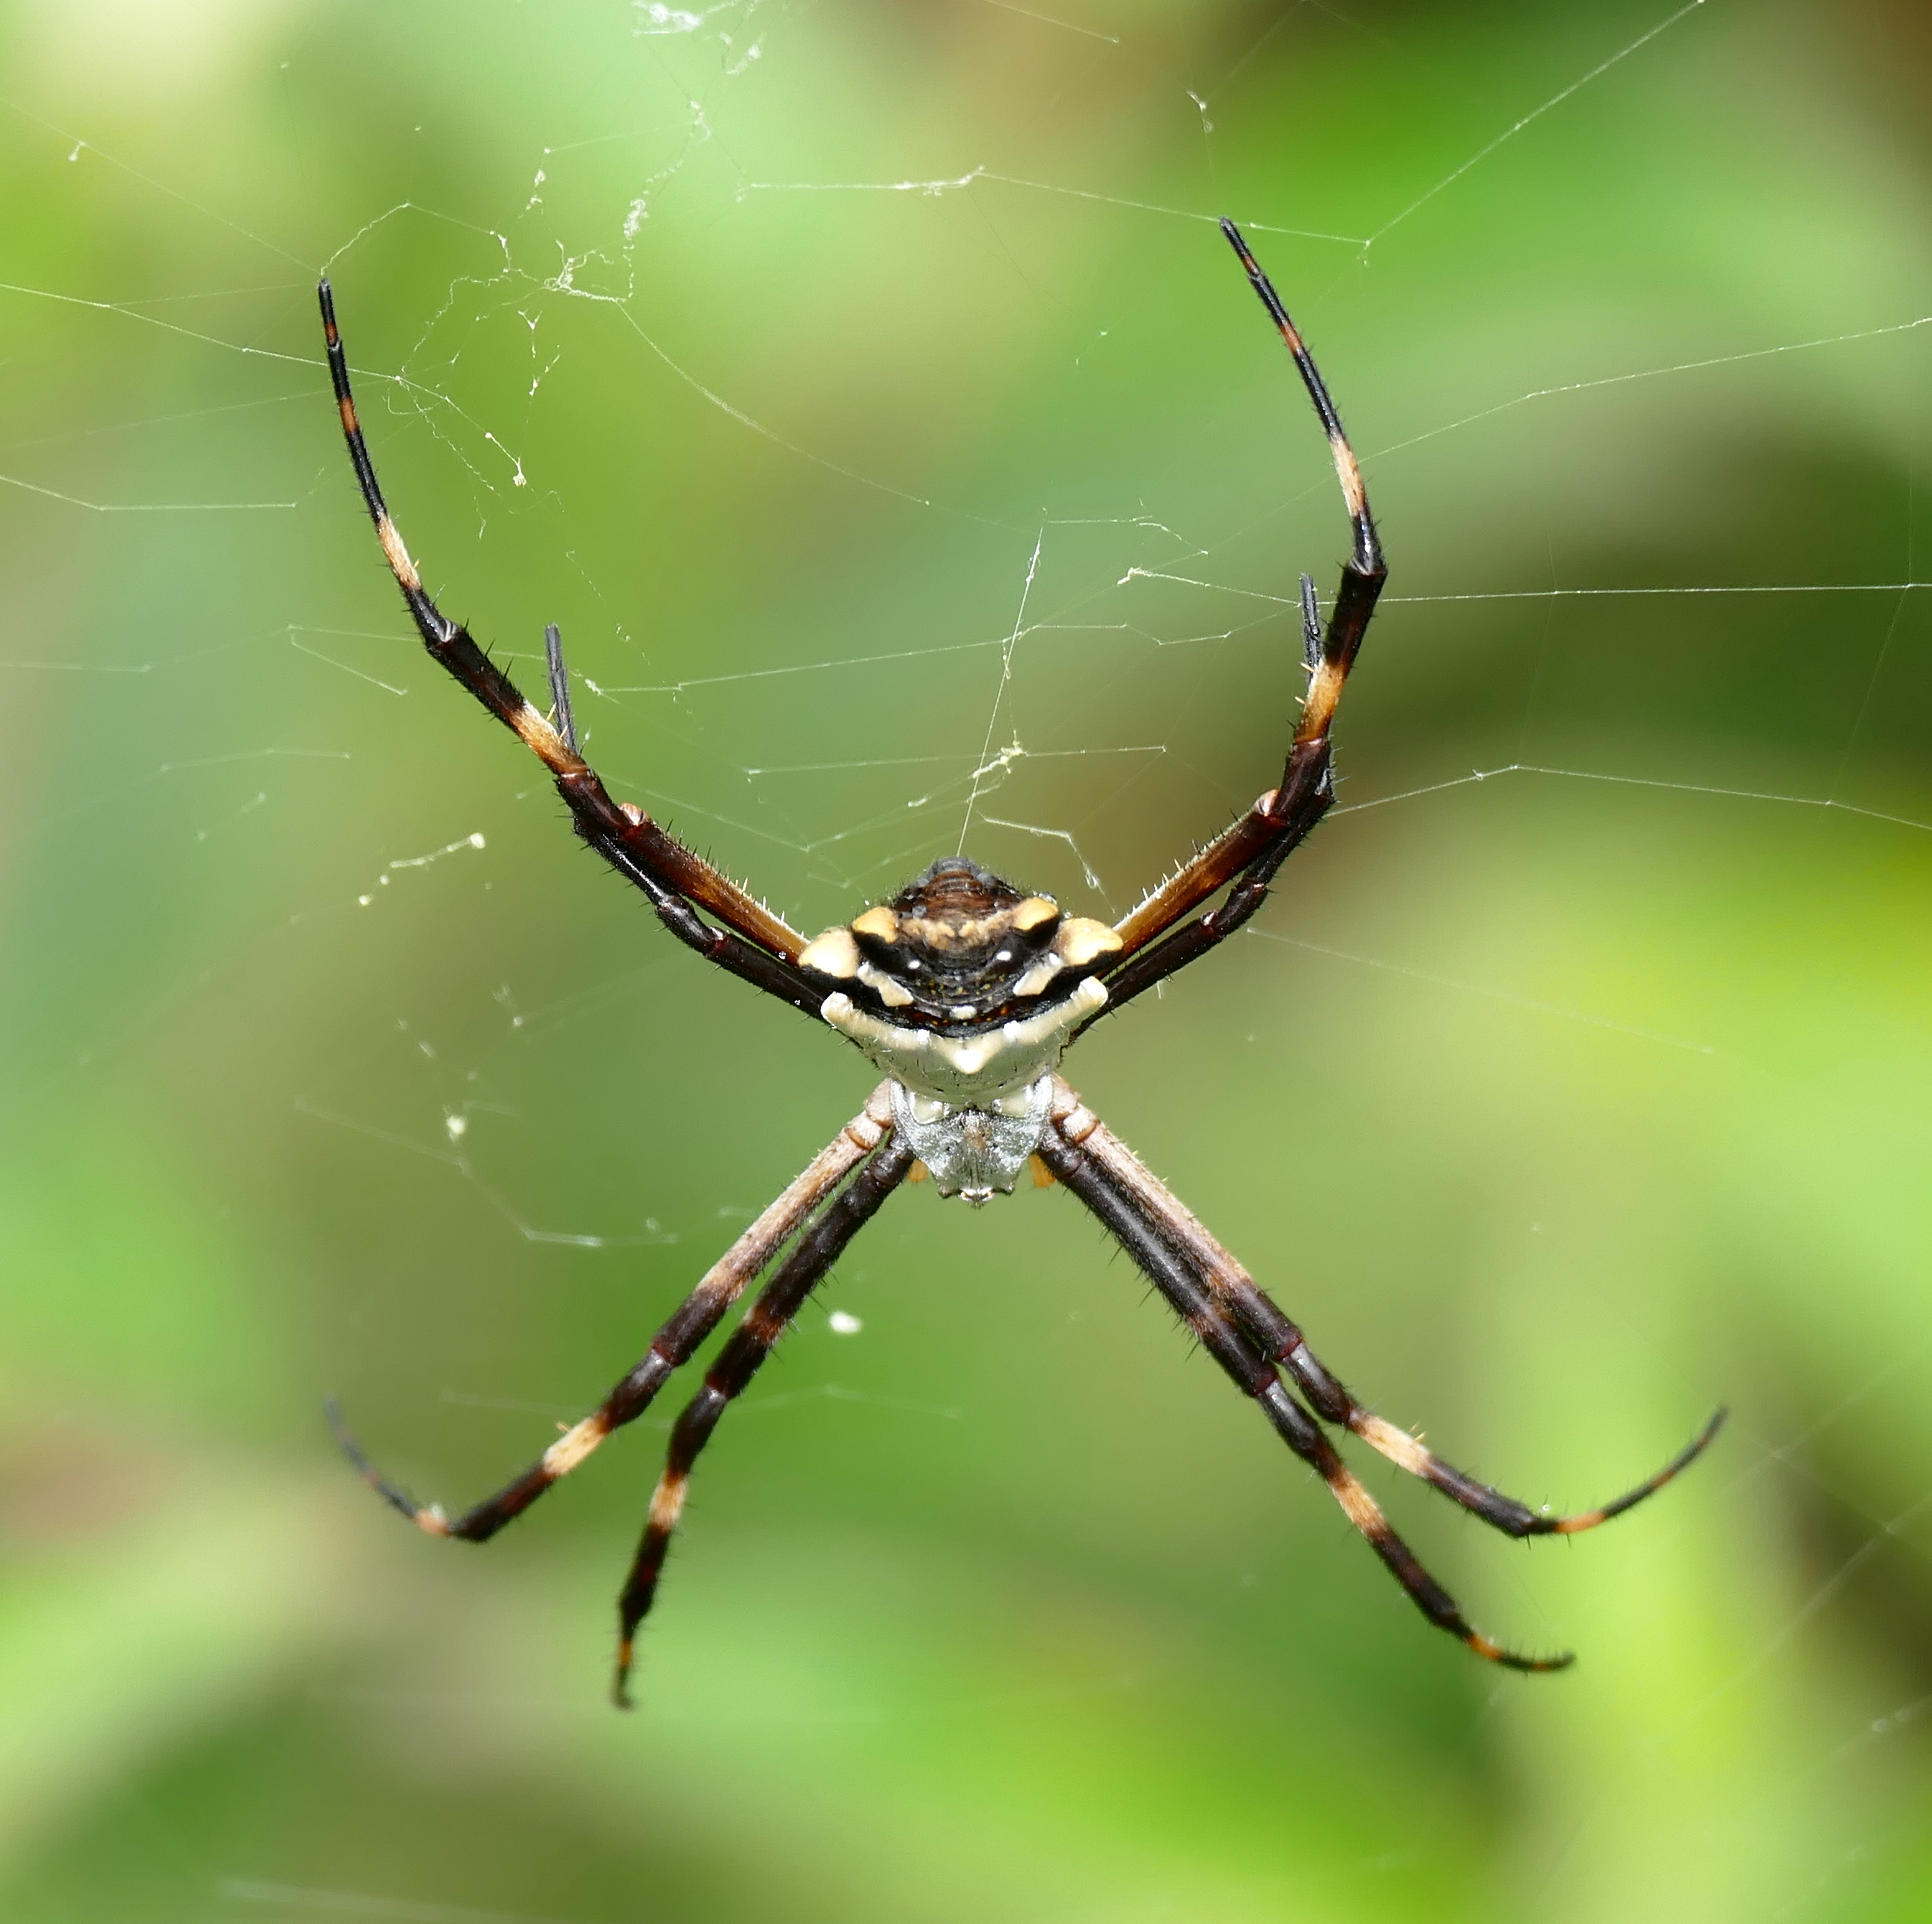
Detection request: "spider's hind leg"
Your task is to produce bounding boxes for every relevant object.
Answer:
[612,1132,916,1707]
[326,1088,898,1551]
[1047,1079,1725,1544]
[1037,1114,1569,1673]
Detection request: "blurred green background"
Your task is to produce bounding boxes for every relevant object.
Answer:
[1,1,1929,1920]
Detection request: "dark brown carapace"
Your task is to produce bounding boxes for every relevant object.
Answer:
[795,855,1122,1030]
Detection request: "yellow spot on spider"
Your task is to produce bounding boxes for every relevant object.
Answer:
[798,927,861,978]
[543,1416,609,1476]
[852,905,898,941]
[1056,917,1122,967]
[376,514,421,591]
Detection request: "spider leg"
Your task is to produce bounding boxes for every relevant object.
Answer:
[1046,1078,1724,1539]
[612,1131,917,1707]
[317,284,821,1014]
[1035,1108,1566,1674]
[1096,221,1388,1020]
[328,1086,895,1544]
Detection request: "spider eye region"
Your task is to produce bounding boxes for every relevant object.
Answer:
[797,854,1121,1033]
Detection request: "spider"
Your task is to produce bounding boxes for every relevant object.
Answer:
[320,220,1724,1707]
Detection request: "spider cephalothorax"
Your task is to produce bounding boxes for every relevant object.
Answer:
[791,855,1121,1187]
[794,855,1123,1201]
[322,221,1724,1707]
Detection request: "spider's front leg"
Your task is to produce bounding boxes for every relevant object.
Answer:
[1094,222,1387,1022]
[317,284,824,1019]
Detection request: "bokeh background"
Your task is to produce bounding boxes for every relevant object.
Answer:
[2,2,1929,1920]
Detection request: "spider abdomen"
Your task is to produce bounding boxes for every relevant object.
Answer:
[887,1076,1052,1206]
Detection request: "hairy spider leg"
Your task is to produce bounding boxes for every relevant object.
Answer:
[1037,1109,1568,1673]
[329,1088,897,1544]
[1048,1080,1725,1540]
[316,283,822,1014]
[1098,221,1389,1019]
[614,1132,918,1706]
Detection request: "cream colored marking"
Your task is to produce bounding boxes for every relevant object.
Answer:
[1012,896,1059,932]
[856,960,913,1008]
[798,928,861,978]
[620,802,647,825]
[899,911,1020,951]
[842,1101,890,1153]
[1300,659,1345,738]
[1331,437,1367,522]
[1330,1469,1388,1538]
[376,514,422,591]
[414,1507,452,1538]
[950,1005,977,1021]
[542,1414,610,1478]
[646,1472,688,1533]
[1012,954,1063,998]
[821,975,1106,1106]
[908,1093,945,1125]
[1358,1414,1432,1477]
[1048,1078,1099,1144]
[852,905,898,941]
[1056,917,1122,967]
[509,699,572,767]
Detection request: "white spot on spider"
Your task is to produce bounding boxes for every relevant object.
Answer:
[828,1310,862,1336]
[822,978,1105,1107]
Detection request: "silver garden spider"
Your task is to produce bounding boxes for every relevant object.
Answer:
[321,222,1723,1707]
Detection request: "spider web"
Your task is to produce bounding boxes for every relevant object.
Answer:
[1,2,1929,1921]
